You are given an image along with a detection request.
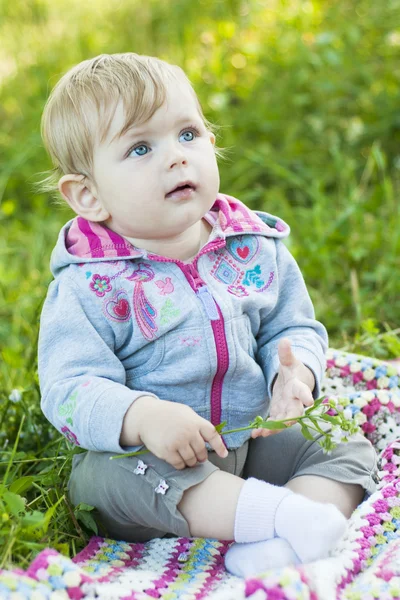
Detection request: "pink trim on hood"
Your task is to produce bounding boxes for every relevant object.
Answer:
[65,194,289,259]
[67,217,142,258]
[211,194,288,235]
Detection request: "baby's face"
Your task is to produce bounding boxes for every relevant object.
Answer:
[90,81,220,246]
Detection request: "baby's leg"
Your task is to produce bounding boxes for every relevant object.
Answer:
[286,475,364,518]
[178,469,347,559]
[69,444,346,561]
[225,424,377,577]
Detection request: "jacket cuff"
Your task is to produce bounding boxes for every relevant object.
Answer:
[88,385,158,453]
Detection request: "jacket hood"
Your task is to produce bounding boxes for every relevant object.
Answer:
[49,193,290,277]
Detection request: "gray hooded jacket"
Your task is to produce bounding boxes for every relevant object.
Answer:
[38,193,328,453]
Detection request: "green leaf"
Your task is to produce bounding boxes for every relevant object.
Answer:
[319,414,338,425]
[75,510,98,534]
[215,421,227,433]
[300,423,314,441]
[41,495,64,534]
[305,397,325,413]
[3,491,26,515]
[21,510,47,531]
[306,417,326,435]
[75,502,95,512]
[9,476,35,495]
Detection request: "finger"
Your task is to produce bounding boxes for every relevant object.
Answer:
[251,428,262,438]
[190,434,208,463]
[294,380,314,408]
[167,451,186,470]
[179,446,198,468]
[277,338,299,369]
[200,423,228,458]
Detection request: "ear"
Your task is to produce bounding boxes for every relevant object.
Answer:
[58,174,109,222]
[209,132,216,145]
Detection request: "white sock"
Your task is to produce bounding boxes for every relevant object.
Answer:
[275,493,347,563]
[234,478,347,562]
[234,478,292,542]
[225,538,300,578]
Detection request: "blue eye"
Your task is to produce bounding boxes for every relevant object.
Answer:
[179,130,195,142]
[128,144,150,157]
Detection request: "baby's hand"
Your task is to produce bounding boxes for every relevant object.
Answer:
[252,338,315,439]
[131,396,228,469]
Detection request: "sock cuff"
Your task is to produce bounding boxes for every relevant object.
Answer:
[234,478,292,543]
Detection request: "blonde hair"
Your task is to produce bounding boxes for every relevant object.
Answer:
[40,53,213,195]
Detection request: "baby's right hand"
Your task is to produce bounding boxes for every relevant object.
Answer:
[126,396,228,469]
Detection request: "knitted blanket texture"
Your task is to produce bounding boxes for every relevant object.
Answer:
[1,348,400,600]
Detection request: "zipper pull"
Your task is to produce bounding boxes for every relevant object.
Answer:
[197,286,220,321]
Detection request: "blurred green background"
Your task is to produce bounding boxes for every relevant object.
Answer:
[0,0,399,566]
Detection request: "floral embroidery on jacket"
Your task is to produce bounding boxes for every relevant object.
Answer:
[90,274,112,297]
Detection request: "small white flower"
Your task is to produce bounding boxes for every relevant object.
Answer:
[322,448,332,455]
[331,427,346,443]
[8,389,22,403]
[343,408,353,421]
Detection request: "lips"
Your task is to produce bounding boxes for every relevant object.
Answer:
[166,181,196,198]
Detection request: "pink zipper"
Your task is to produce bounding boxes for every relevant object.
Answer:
[147,240,229,426]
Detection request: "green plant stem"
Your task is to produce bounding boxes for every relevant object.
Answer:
[0,457,67,465]
[2,415,25,486]
[109,412,328,460]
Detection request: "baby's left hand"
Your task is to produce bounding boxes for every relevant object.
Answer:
[252,338,315,438]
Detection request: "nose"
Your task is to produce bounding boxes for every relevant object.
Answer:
[168,143,187,170]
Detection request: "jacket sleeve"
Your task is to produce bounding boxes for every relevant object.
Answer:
[38,276,155,453]
[256,239,328,398]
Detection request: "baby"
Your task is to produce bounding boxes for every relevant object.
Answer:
[38,53,377,577]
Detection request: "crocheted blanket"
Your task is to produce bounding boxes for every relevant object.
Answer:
[1,349,400,600]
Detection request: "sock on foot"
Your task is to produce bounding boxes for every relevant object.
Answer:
[275,493,347,563]
[234,478,292,543]
[234,477,348,562]
[225,538,300,578]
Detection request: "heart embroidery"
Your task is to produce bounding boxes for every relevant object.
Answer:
[227,236,259,264]
[104,291,131,322]
[237,246,249,260]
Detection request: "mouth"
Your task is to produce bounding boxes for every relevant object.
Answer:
[166,181,197,199]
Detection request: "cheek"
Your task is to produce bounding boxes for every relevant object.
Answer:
[205,154,220,188]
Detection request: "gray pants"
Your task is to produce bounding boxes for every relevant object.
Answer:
[68,425,377,542]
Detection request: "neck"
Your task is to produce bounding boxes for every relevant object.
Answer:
[125,219,211,261]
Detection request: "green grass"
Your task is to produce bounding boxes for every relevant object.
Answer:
[1,0,400,567]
